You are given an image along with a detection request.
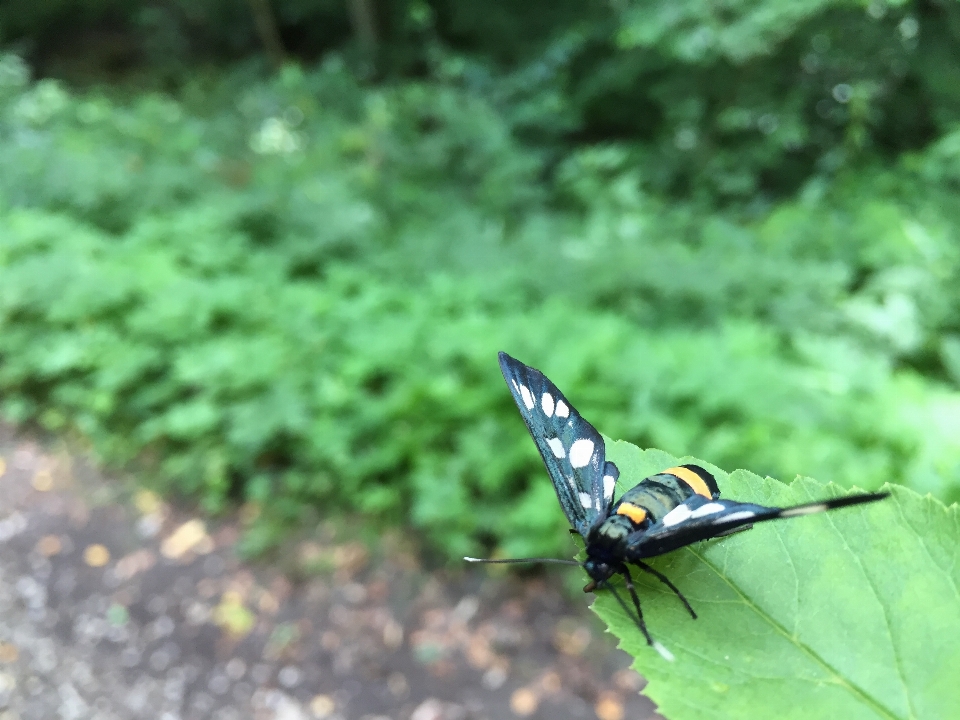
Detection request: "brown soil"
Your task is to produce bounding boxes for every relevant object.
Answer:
[0,423,660,720]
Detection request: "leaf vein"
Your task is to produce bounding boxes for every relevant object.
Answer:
[687,543,903,720]
[821,511,914,720]
[771,521,800,636]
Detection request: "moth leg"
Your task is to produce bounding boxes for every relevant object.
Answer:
[606,573,654,646]
[568,529,581,536]
[633,560,697,620]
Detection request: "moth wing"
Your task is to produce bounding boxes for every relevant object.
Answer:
[627,491,888,559]
[499,352,617,535]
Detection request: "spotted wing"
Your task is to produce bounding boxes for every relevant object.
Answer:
[626,491,890,560]
[499,352,617,535]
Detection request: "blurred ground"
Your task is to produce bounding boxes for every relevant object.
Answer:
[0,423,658,720]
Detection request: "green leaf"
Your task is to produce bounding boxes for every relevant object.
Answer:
[595,440,960,720]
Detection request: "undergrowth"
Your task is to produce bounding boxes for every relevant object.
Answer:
[3,55,960,558]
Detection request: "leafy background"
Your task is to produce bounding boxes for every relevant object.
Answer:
[2,0,960,560]
[594,442,960,720]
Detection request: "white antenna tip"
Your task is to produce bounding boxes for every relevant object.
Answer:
[464,557,480,562]
[652,641,675,662]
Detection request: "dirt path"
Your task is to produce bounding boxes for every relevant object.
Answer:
[0,423,659,720]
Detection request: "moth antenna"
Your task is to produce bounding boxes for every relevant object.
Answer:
[464,557,582,566]
[776,491,889,518]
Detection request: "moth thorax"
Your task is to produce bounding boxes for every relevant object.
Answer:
[595,515,632,544]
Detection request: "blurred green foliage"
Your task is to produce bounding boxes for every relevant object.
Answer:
[2,0,960,558]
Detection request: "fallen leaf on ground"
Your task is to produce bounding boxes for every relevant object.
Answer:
[161,519,210,559]
[213,591,256,639]
[0,643,18,663]
[36,535,62,557]
[510,687,539,716]
[31,469,52,491]
[83,544,110,567]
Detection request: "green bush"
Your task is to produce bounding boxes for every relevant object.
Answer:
[2,58,960,559]
[7,0,960,204]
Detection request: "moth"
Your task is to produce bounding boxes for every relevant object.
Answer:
[467,352,889,657]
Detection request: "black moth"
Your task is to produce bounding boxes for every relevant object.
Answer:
[466,352,889,657]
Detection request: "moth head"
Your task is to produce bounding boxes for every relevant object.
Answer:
[582,558,614,589]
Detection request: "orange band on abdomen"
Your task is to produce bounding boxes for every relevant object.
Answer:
[665,466,713,499]
[616,503,648,525]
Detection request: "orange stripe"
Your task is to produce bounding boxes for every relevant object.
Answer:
[616,503,648,524]
[665,466,713,499]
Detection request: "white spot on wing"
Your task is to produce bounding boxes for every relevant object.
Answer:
[518,384,535,410]
[568,439,595,469]
[603,475,615,500]
[541,392,555,417]
[661,504,693,527]
[715,510,755,524]
[779,503,828,518]
[579,492,593,509]
[547,438,565,459]
[691,502,724,518]
[555,400,569,418]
